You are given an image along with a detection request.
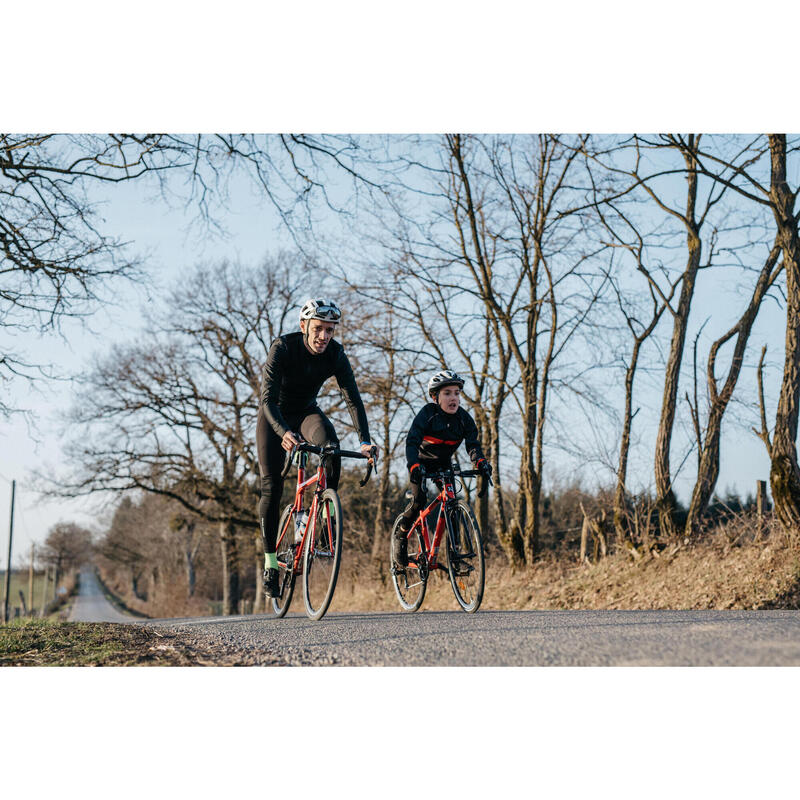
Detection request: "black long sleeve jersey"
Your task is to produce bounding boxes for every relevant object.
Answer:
[405,403,486,470]
[260,332,371,443]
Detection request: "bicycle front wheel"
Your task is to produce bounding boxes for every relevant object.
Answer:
[272,504,297,618]
[389,514,427,612]
[302,489,343,620]
[446,501,485,613]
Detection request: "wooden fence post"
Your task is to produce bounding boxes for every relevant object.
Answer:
[39,567,50,618]
[579,503,590,564]
[757,480,768,533]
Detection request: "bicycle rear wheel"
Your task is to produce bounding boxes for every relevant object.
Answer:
[302,489,343,620]
[446,501,485,613]
[390,514,427,612]
[271,505,297,618]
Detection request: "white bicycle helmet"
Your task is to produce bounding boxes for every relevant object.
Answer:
[300,298,341,323]
[427,369,465,398]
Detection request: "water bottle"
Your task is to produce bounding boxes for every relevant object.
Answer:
[294,509,309,543]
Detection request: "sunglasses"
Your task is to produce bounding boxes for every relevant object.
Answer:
[313,303,341,321]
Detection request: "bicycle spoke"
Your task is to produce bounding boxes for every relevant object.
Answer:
[390,516,427,612]
[302,489,343,620]
[447,502,485,613]
[272,505,297,618]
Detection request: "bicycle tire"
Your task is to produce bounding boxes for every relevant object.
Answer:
[271,504,297,618]
[389,513,427,612]
[302,488,343,620]
[446,500,485,613]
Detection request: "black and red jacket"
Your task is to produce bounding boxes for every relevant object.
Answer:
[405,403,486,472]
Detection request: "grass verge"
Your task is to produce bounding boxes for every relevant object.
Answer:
[0,619,217,666]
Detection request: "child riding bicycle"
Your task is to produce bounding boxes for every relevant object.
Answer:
[392,369,492,567]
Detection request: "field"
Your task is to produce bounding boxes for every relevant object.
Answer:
[0,571,54,618]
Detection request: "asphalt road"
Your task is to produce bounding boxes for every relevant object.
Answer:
[68,568,133,623]
[145,608,800,666]
[65,570,800,665]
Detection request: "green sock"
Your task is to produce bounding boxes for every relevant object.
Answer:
[265,552,278,570]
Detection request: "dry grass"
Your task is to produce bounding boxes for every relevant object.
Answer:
[330,516,800,613]
[92,515,800,617]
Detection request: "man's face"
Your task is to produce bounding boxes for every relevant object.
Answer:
[436,385,461,413]
[301,318,336,354]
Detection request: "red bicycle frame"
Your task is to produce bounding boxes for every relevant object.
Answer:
[407,476,458,571]
[275,454,333,574]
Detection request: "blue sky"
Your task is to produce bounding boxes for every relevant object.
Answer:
[0,135,789,567]
[0,162,295,562]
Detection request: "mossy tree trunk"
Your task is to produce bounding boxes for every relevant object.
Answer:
[768,134,800,533]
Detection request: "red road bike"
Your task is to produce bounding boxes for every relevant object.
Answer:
[390,464,490,613]
[272,442,375,621]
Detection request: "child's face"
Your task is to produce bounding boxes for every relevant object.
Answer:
[436,385,461,414]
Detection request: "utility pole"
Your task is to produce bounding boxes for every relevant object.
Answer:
[28,542,35,617]
[3,480,16,624]
[39,567,50,618]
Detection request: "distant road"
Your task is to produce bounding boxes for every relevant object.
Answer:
[143,608,800,666]
[68,568,132,623]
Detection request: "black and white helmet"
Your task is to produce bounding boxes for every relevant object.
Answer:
[299,298,342,323]
[427,369,465,398]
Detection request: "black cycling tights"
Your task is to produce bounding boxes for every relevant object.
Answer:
[256,407,340,554]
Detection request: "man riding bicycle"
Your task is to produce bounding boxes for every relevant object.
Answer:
[258,298,377,597]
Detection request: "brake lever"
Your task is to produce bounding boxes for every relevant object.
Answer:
[281,445,297,479]
[359,445,379,487]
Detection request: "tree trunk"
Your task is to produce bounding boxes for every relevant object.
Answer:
[614,338,644,546]
[472,409,491,550]
[488,398,521,566]
[185,548,196,597]
[131,568,146,600]
[654,146,701,541]
[579,513,590,563]
[219,519,240,615]
[684,246,780,536]
[768,134,800,533]
[371,466,389,562]
[371,397,392,562]
[518,394,539,565]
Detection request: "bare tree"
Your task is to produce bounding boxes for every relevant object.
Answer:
[684,242,782,535]
[335,299,417,563]
[0,133,390,417]
[57,256,303,614]
[585,135,743,540]
[668,134,800,533]
[604,247,676,548]
[366,134,610,566]
[446,134,608,563]
[40,522,93,586]
[98,493,211,611]
[0,134,192,414]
